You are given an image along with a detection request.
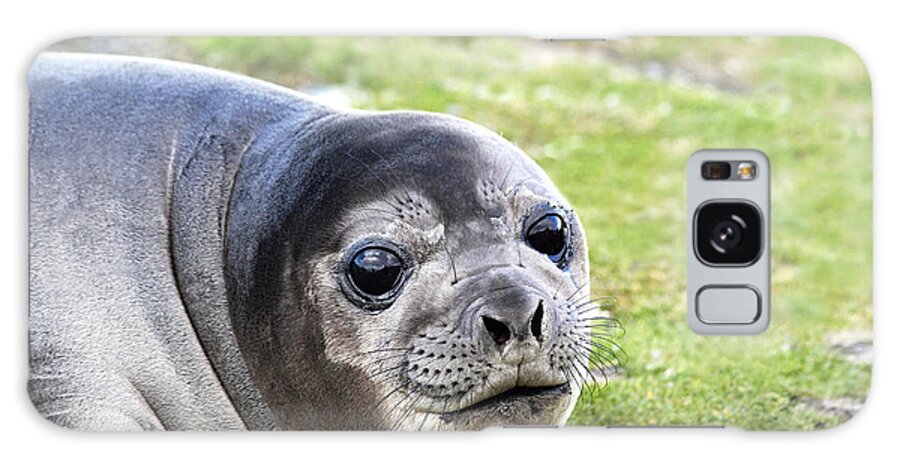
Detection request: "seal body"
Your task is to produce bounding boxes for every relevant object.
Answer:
[29,53,602,430]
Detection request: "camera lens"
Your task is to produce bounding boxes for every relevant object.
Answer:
[701,161,732,180]
[710,219,743,251]
[695,202,762,265]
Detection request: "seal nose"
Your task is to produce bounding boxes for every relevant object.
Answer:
[480,300,545,346]
[481,315,512,345]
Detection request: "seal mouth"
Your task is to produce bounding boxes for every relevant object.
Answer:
[438,383,571,419]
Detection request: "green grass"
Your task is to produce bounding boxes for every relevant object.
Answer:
[57,36,872,430]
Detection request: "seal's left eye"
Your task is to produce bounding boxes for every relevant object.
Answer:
[348,247,403,297]
[524,213,570,267]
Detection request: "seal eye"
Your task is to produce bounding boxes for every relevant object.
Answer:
[339,241,413,312]
[524,213,570,267]
[348,247,404,297]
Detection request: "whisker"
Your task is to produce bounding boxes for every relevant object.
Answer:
[499,160,515,193]
[503,176,530,198]
[567,293,593,308]
[573,338,625,366]
[442,240,459,285]
[564,357,595,395]
[368,362,412,381]
[569,349,609,390]
[565,281,589,303]
[578,315,622,322]
[574,297,618,312]
[417,408,430,431]
[342,151,394,196]
[370,148,416,204]
[363,346,414,355]
[330,173,389,201]
[575,316,625,329]
[558,363,583,396]
[575,321,622,329]
[366,382,409,419]
[330,346,413,364]
[390,389,425,431]
[552,279,566,300]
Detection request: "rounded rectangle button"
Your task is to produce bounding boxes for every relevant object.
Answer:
[696,285,761,324]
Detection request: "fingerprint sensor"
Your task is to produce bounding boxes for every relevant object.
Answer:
[696,286,761,324]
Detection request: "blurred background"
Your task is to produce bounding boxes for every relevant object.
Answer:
[47,37,873,430]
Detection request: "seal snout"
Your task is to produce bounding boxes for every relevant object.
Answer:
[480,299,545,346]
[474,290,556,374]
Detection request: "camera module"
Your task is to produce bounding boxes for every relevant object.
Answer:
[694,201,762,266]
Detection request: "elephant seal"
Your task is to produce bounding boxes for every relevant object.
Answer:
[28,52,616,430]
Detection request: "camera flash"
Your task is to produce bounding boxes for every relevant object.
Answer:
[737,162,756,180]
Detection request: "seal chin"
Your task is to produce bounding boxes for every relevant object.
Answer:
[385,375,578,430]
[428,383,577,430]
[440,383,571,419]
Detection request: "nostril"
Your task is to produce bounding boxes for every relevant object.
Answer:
[530,300,544,342]
[482,316,511,345]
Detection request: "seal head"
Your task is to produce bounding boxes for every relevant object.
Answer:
[226,111,599,430]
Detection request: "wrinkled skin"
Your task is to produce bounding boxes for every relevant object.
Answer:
[29,53,612,430]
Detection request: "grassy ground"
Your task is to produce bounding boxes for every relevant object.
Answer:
[51,36,873,430]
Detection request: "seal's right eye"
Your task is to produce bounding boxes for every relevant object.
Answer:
[525,214,568,257]
[348,247,404,297]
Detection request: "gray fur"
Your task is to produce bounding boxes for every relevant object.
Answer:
[29,53,603,430]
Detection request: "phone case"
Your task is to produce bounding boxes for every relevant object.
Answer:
[28,37,872,431]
